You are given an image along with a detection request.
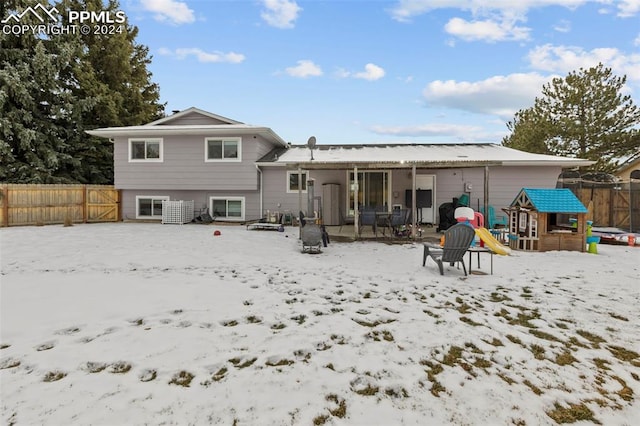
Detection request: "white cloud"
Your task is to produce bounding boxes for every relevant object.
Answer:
[616,0,640,17]
[159,47,245,64]
[389,1,592,22]
[444,17,530,42]
[337,64,386,81]
[552,19,571,33]
[528,44,640,82]
[140,0,195,25]
[285,60,323,78]
[260,0,302,29]
[389,1,640,44]
[422,73,553,119]
[354,63,386,81]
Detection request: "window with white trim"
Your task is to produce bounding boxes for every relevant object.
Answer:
[287,170,307,193]
[210,197,245,220]
[205,137,241,162]
[136,195,169,219]
[129,138,162,162]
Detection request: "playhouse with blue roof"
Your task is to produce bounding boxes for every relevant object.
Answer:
[506,188,588,252]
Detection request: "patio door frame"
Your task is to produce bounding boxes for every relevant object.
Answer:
[346,169,390,216]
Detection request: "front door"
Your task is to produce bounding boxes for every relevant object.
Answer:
[348,171,389,215]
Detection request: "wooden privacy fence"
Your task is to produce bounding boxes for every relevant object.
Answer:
[0,184,120,227]
[573,183,640,232]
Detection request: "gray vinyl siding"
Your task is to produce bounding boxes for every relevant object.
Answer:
[121,189,261,222]
[261,165,562,224]
[114,135,275,190]
[430,166,561,222]
[261,168,344,217]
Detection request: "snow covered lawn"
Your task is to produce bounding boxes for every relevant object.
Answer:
[1,223,638,425]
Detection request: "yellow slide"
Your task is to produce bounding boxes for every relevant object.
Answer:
[475,227,512,255]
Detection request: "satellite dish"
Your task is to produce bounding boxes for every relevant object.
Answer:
[307,136,316,148]
[307,136,316,160]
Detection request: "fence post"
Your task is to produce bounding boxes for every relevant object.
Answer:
[1,184,8,227]
[82,185,87,223]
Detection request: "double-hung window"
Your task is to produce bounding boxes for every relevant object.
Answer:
[287,170,307,193]
[205,137,241,162]
[129,138,162,162]
[136,195,169,219]
[210,197,245,221]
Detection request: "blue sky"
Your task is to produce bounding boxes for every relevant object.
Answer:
[119,0,640,145]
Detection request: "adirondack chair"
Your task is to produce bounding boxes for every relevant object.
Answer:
[422,223,476,275]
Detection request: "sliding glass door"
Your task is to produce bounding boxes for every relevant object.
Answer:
[348,171,389,215]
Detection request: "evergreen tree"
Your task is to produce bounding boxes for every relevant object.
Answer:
[0,1,78,183]
[0,0,164,183]
[56,0,165,183]
[502,63,640,172]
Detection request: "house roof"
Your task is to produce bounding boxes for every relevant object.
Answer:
[146,107,242,125]
[511,188,588,213]
[256,143,594,169]
[87,108,288,147]
[616,150,640,175]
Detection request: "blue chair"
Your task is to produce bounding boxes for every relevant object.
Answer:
[359,207,377,236]
[481,205,508,229]
[389,209,410,236]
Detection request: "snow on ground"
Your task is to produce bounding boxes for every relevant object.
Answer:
[1,223,639,425]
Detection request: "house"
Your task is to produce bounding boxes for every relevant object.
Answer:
[88,107,594,234]
[504,188,588,252]
[615,151,640,181]
[87,107,288,221]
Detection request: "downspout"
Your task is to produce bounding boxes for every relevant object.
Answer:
[484,166,489,224]
[256,164,263,220]
[354,166,359,238]
[298,166,303,239]
[411,164,416,239]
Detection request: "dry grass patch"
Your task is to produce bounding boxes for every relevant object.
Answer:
[607,345,639,363]
[108,361,131,374]
[530,344,546,360]
[576,330,605,348]
[608,312,628,321]
[523,379,543,395]
[546,402,598,424]
[169,370,194,387]
[459,316,483,326]
[265,358,295,367]
[43,370,66,382]
[529,329,562,343]
[555,351,578,366]
[229,357,257,369]
[442,346,464,366]
[0,358,21,369]
[326,394,347,418]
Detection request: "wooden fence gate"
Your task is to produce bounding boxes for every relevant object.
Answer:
[573,184,639,231]
[0,184,120,227]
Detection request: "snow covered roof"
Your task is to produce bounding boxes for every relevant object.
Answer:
[257,143,594,169]
[87,124,287,146]
[86,107,288,147]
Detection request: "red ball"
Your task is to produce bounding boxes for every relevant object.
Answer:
[213,230,221,236]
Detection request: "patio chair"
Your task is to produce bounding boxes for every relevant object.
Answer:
[480,205,508,229]
[339,209,354,233]
[422,223,475,276]
[389,208,410,236]
[359,207,377,237]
